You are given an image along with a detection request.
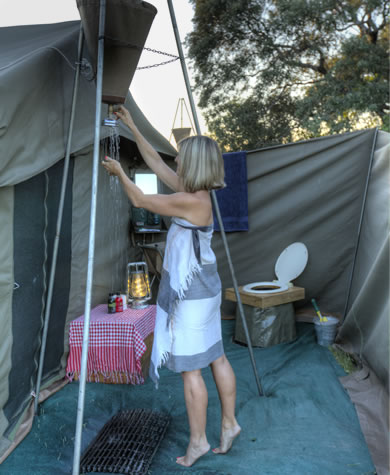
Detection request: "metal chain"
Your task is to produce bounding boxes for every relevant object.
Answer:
[143,46,178,58]
[137,56,179,69]
[103,35,179,69]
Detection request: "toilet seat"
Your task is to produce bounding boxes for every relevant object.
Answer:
[243,242,308,294]
[243,281,289,294]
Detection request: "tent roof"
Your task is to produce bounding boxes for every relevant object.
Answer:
[0,21,176,187]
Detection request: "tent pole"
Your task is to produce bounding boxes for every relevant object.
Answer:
[342,128,379,319]
[33,24,84,417]
[72,2,106,474]
[167,0,264,397]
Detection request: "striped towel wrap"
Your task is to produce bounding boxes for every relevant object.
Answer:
[149,217,224,387]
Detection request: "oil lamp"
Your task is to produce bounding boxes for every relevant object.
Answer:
[127,262,151,309]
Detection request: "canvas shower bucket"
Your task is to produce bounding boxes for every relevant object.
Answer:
[314,316,339,346]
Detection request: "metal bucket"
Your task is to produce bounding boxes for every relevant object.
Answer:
[314,316,339,346]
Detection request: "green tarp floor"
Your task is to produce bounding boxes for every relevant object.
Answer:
[1,321,376,475]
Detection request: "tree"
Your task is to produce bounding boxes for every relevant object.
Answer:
[187,0,389,151]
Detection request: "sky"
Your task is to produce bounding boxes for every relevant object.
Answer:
[0,0,206,143]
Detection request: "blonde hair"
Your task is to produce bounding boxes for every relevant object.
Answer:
[177,135,225,192]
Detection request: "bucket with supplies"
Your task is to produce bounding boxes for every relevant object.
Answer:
[314,316,339,346]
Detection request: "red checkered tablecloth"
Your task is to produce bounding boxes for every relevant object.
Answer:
[66,304,156,384]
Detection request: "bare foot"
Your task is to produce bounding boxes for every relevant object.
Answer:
[212,424,241,454]
[176,441,210,467]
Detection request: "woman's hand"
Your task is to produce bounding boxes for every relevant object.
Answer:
[101,156,123,177]
[115,105,136,130]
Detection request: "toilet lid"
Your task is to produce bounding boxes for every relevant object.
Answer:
[275,242,308,285]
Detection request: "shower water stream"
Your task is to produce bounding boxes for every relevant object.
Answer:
[102,125,128,294]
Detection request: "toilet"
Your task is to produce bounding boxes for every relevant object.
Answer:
[243,242,308,294]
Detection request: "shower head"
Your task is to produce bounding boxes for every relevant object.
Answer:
[102,104,118,127]
[102,117,118,127]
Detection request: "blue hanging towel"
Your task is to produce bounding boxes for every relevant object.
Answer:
[213,151,249,232]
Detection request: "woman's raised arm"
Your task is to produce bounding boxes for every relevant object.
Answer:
[115,106,182,192]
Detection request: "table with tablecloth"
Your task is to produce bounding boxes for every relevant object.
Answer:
[66,304,156,384]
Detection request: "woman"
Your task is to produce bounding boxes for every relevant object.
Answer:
[102,105,241,467]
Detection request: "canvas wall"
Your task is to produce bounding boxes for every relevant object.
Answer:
[211,128,389,391]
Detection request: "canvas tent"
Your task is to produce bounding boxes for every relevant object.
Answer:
[0,19,389,474]
[0,20,176,460]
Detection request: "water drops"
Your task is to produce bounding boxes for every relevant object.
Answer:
[102,127,128,292]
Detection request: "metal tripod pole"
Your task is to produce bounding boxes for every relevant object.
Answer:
[167,0,263,396]
[34,24,84,416]
[72,1,106,473]
[342,127,378,319]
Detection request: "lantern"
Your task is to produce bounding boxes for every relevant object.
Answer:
[127,262,151,309]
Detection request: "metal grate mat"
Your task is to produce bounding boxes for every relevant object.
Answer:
[80,409,170,474]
